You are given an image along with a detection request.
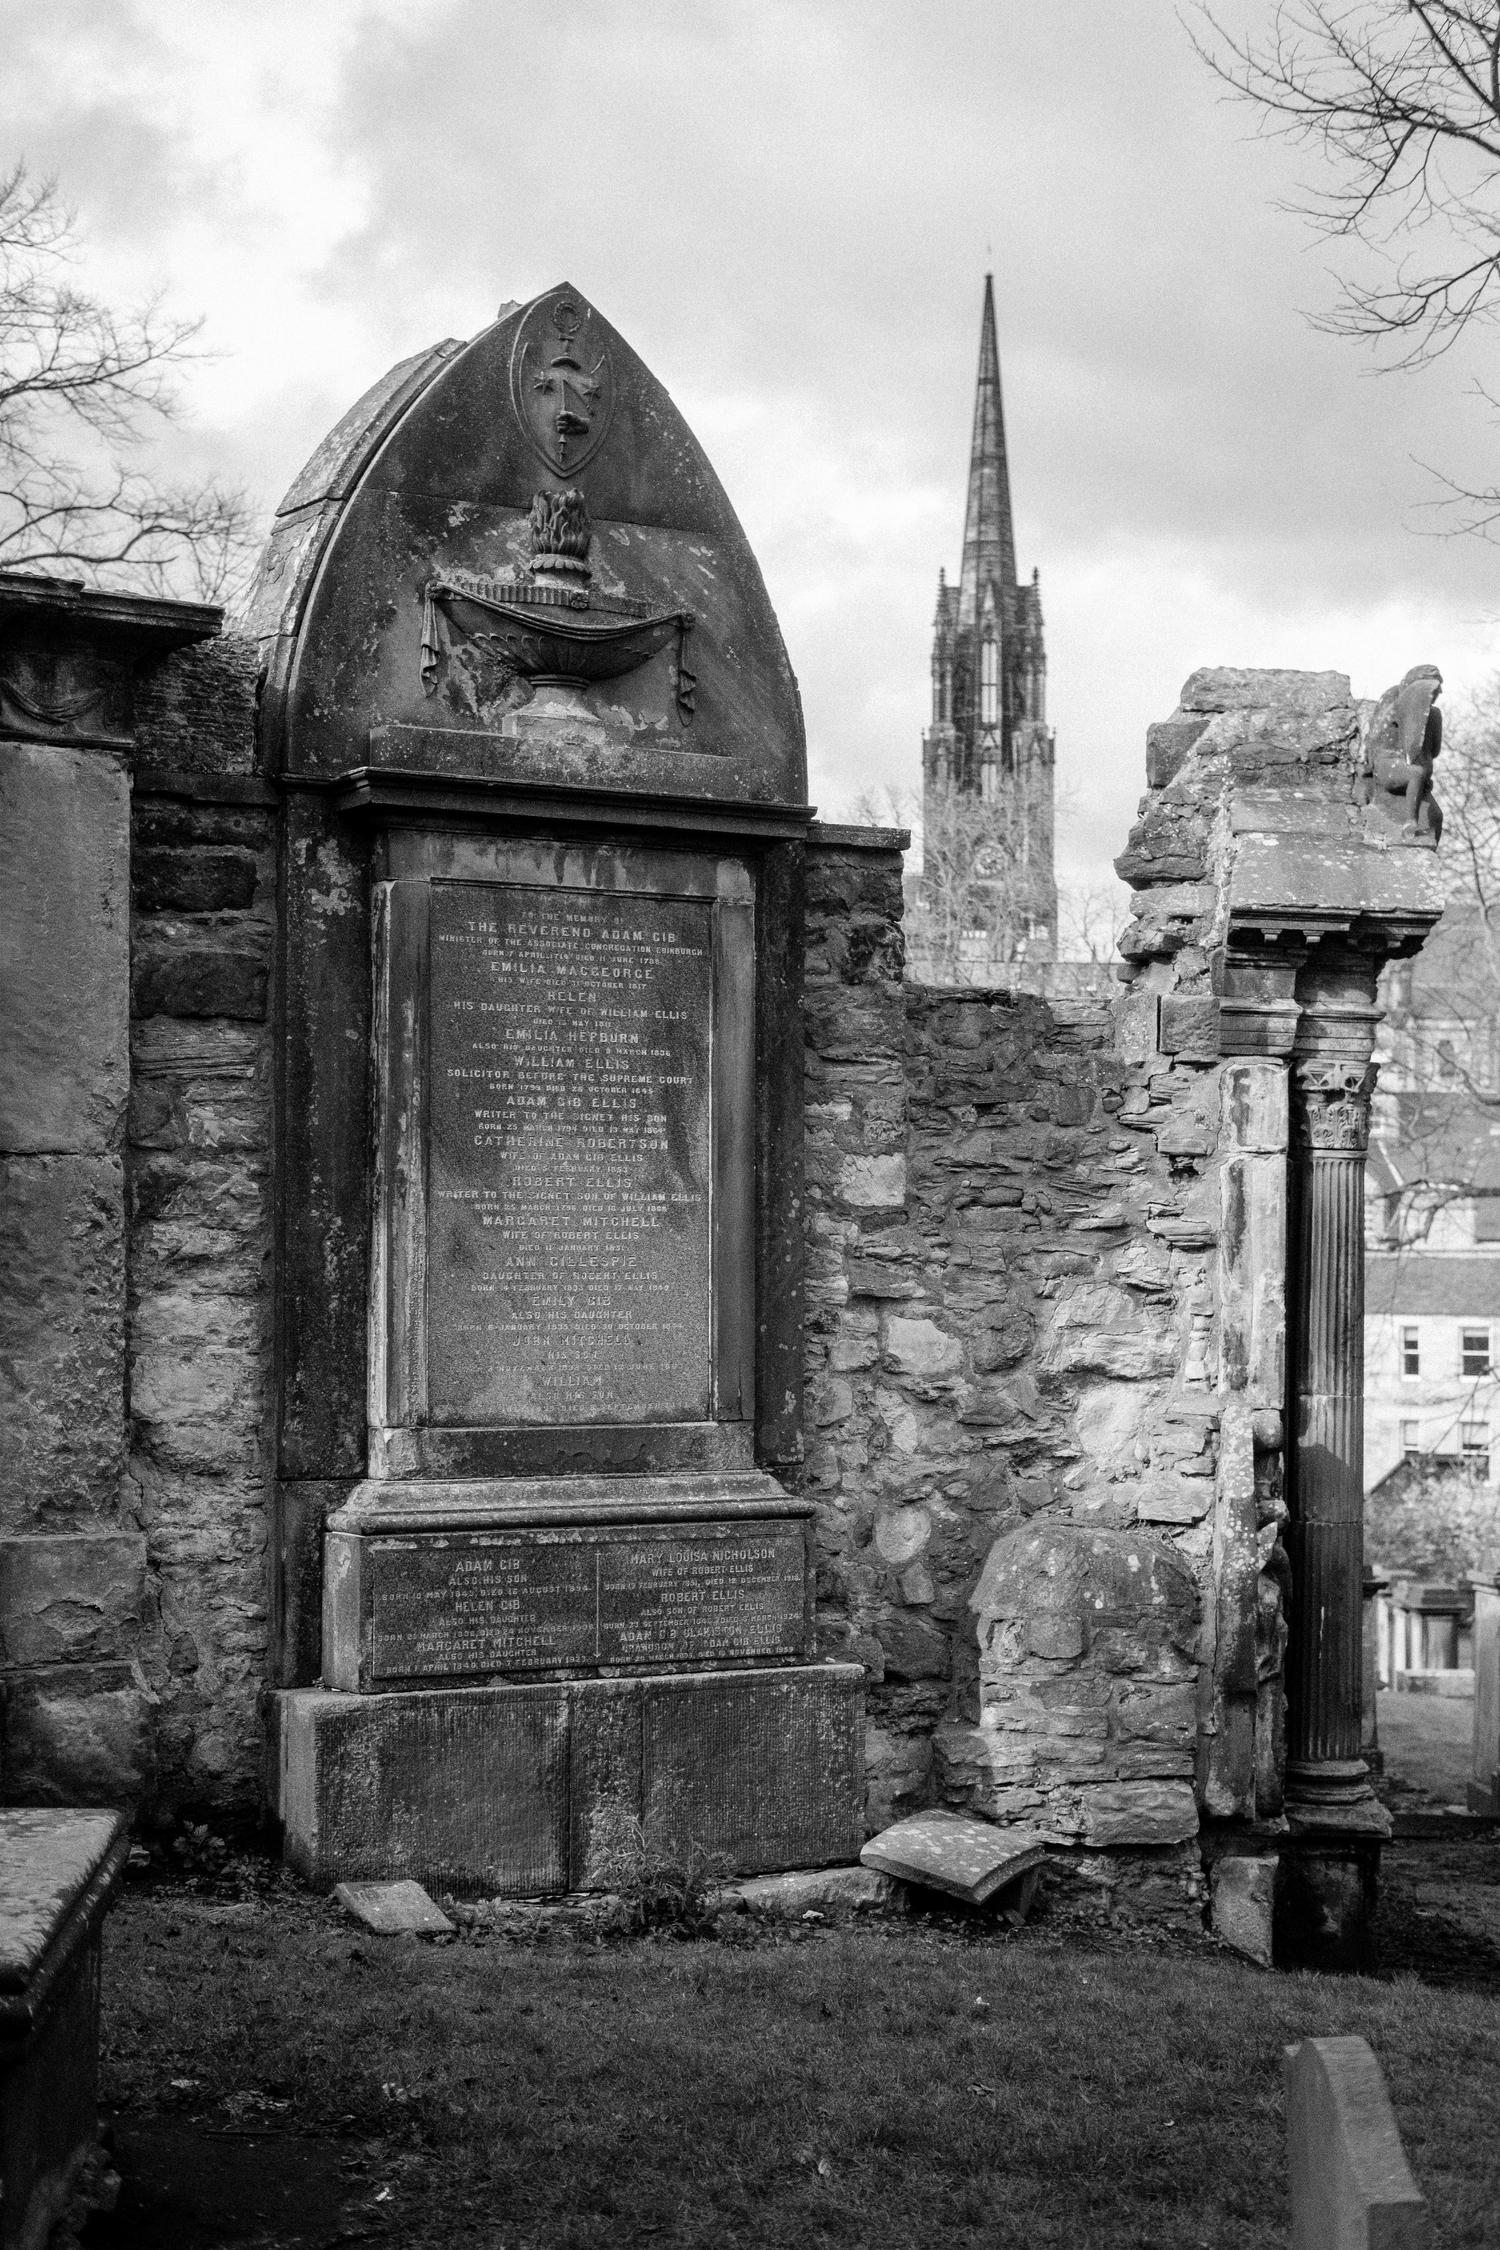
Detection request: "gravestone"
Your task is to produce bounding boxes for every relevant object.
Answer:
[1284,2037,1430,2249]
[256,285,862,1890]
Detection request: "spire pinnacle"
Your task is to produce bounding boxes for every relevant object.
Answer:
[957,273,1017,624]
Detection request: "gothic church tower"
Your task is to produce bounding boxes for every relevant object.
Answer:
[922,276,1056,964]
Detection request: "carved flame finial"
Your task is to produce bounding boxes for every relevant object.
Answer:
[526,488,592,583]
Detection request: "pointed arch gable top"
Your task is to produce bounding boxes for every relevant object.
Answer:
[245,283,806,802]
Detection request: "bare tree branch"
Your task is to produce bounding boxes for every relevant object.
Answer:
[1186,1,1500,365]
[0,162,259,604]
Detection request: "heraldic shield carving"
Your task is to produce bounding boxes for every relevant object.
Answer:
[510,287,616,474]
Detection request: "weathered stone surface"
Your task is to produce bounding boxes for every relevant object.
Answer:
[0,740,129,1155]
[2,1661,154,1802]
[133,844,260,914]
[0,1153,124,1528]
[1179,666,1350,715]
[1072,1780,1198,1845]
[280,1665,864,1894]
[1211,1853,1274,1965]
[641,1669,865,1873]
[332,1879,454,1935]
[719,1865,890,1915]
[1284,2036,1430,2250]
[1221,1059,1287,1154]
[1144,718,1209,789]
[863,1722,932,1829]
[0,1807,128,2250]
[1115,807,1209,887]
[126,966,272,1815]
[132,637,261,777]
[0,1808,126,1986]
[967,1524,1199,1833]
[837,1154,907,1208]
[130,923,270,1020]
[1230,832,1445,923]
[1042,1285,1176,1380]
[882,1315,963,1381]
[0,1534,145,1665]
[1158,995,1220,1061]
[860,1812,1045,1903]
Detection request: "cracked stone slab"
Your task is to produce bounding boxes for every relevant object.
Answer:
[859,1813,1046,1905]
[331,1879,454,1935]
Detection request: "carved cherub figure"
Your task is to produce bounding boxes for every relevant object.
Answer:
[1355,662,1443,842]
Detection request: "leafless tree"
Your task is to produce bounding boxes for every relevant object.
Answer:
[0,164,256,603]
[847,783,1056,987]
[1188,3,1500,365]
[1057,878,1132,965]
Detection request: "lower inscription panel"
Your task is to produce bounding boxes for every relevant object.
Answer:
[331,1520,812,1687]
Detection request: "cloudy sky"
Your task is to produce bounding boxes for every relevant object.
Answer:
[5,1,1498,913]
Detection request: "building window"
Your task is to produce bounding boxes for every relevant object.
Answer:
[1401,1326,1421,1377]
[980,636,998,726]
[1401,1420,1421,1456]
[1462,1327,1492,1378]
[1463,1422,1492,1478]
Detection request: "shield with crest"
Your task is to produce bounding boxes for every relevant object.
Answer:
[509,287,616,475]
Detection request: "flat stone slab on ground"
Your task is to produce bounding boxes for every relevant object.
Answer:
[331,1880,454,1935]
[717,1866,892,1916]
[1285,2035,1430,2249]
[859,1814,1046,1905]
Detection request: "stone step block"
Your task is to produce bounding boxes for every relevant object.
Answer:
[277,1663,864,1896]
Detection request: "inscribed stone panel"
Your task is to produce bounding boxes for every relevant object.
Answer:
[362,1522,810,1681]
[427,880,712,1426]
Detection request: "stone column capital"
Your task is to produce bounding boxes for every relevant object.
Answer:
[1291,1059,1377,1155]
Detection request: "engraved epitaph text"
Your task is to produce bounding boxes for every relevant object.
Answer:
[427,882,713,1425]
[367,1524,809,1680]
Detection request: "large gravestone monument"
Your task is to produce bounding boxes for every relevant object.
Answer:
[255,286,862,1891]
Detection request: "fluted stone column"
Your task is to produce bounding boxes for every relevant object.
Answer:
[1285,949,1382,1810]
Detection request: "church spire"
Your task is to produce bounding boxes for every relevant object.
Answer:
[957,273,1017,626]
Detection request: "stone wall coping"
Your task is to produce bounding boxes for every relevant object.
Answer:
[1229,831,1446,923]
[806,821,911,852]
[0,569,221,652]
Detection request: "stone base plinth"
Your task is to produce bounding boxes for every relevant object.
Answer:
[1275,1802,1390,1972]
[276,1664,864,1895]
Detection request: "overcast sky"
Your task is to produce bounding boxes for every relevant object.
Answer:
[6,0,1499,912]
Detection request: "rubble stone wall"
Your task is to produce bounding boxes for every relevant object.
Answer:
[127,761,276,1810]
[799,822,1233,1845]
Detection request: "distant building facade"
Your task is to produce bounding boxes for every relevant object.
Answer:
[914,276,1056,982]
[1365,923,1500,1498]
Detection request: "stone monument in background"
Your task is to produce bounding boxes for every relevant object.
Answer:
[251,284,863,1891]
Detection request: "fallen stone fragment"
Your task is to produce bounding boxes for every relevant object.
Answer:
[332,1880,454,1935]
[859,1814,1046,1906]
[715,1866,892,1916]
[1210,1854,1274,1967]
[1284,2036,1431,2250]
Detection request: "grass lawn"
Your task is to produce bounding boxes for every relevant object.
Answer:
[89,1852,1500,2250]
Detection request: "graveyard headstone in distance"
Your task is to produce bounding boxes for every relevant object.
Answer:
[257,283,864,1893]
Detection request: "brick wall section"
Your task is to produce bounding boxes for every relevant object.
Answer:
[125,647,277,1812]
[800,816,1237,1849]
